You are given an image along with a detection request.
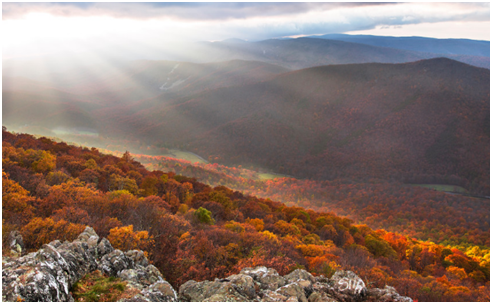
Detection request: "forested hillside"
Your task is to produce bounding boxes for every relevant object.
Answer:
[135,155,490,248]
[108,58,489,196]
[5,58,488,197]
[2,129,489,301]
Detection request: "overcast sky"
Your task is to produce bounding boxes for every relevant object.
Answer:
[2,2,490,60]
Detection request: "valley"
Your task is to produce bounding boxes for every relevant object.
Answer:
[5,56,489,197]
[3,28,490,302]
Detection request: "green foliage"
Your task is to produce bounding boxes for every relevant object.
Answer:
[315,216,333,229]
[72,270,127,302]
[302,234,323,245]
[365,234,398,259]
[160,174,169,183]
[194,207,215,225]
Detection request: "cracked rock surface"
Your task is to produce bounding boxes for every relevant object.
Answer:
[2,227,411,302]
[2,227,176,302]
[176,266,412,302]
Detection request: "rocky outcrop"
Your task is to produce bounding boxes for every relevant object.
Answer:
[7,231,25,258]
[2,228,412,302]
[177,266,412,302]
[2,227,177,302]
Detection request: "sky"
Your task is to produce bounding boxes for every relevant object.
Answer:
[2,2,490,60]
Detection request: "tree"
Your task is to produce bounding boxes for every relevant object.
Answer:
[107,225,153,253]
[246,218,264,231]
[365,234,398,259]
[21,218,85,250]
[194,207,215,225]
[109,174,138,194]
[32,150,56,173]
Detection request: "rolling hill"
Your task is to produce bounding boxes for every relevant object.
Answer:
[3,56,489,196]
[3,59,289,136]
[102,58,489,195]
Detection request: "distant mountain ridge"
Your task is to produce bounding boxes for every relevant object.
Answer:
[195,37,489,69]
[103,58,489,195]
[4,34,488,86]
[3,56,489,196]
[309,33,490,57]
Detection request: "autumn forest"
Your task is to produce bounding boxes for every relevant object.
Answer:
[2,4,491,301]
[2,129,490,301]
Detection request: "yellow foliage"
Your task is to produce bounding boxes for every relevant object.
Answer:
[261,230,280,245]
[84,159,98,170]
[324,240,335,247]
[32,150,56,173]
[108,225,153,253]
[178,204,189,214]
[290,218,305,229]
[296,244,329,257]
[224,221,245,233]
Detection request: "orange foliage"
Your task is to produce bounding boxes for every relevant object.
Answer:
[107,225,153,254]
[1,130,489,302]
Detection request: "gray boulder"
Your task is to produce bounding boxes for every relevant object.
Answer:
[118,264,164,289]
[328,270,367,301]
[308,291,337,302]
[284,269,316,284]
[120,280,178,302]
[260,290,288,302]
[276,282,308,302]
[366,285,413,302]
[226,274,257,299]
[8,231,25,258]
[178,276,257,302]
[98,249,135,277]
[2,226,174,303]
[125,250,150,267]
[178,280,221,302]
[241,266,287,291]
[2,228,101,302]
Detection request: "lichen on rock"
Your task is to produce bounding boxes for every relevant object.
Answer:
[2,229,412,302]
[2,227,176,302]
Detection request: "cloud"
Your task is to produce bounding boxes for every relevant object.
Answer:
[2,1,489,60]
[206,2,489,41]
[2,2,395,21]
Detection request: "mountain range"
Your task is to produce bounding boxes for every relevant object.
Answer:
[3,35,490,196]
[308,34,490,57]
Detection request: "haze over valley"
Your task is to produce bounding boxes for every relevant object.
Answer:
[2,2,490,302]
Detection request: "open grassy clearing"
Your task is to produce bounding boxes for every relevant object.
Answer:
[257,172,291,180]
[71,270,133,302]
[163,149,208,164]
[412,184,469,194]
